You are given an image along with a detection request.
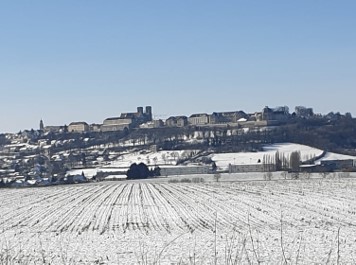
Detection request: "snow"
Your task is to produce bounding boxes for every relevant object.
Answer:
[67,167,128,177]
[318,152,356,161]
[66,143,356,176]
[1,178,356,264]
[210,143,323,170]
[109,150,191,167]
[105,175,127,180]
[66,168,98,177]
[66,149,200,177]
[4,143,38,150]
[26,180,37,185]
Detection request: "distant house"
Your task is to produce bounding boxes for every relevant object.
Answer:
[262,106,289,121]
[101,117,132,132]
[165,116,188,127]
[104,117,132,126]
[176,116,188,127]
[68,122,89,133]
[209,111,248,124]
[89,123,102,132]
[44,126,63,133]
[165,117,177,127]
[188,113,209,125]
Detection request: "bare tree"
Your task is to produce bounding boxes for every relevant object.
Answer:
[214,173,221,182]
[281,171,288,180]
[264,172,272,181]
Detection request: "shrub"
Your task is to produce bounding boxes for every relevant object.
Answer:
[180,178,192,183]
[214,173,221,182]
[168,177,204,183]
[168,179,179,183]
[192,177,205,183]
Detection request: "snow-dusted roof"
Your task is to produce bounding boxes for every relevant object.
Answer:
[69,121,88,126]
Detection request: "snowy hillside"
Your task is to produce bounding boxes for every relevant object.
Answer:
[317,152,356,162]
[210,143,324,170]
[67,143,356,177]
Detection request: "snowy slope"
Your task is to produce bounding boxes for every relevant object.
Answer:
[67,143,356,177]
[317,152,356,162]
[210,143,323,170]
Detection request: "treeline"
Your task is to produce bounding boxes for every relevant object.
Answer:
[270,118,356,154]
[262,151,304,172]
[135,118,356,155]
[126,163,161,179]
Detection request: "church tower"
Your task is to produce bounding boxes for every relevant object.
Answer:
[40,119,44,131]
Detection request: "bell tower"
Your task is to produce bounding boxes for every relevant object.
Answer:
[40,119,44,131]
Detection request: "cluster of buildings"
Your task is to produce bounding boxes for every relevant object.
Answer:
[164,106,313,128]
[41,105,315,134]
[43,106,153,134]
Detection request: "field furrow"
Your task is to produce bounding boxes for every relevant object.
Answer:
[1,178,356,264]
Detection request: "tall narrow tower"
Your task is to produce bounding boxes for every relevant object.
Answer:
[145,106,152,121]
[137,107,144,116]
[39,119,44,131]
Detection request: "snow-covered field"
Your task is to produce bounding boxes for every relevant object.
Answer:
[67,150,197,177]
[210,143,324,170]
[109,150,193,168]
[1,177,356,264]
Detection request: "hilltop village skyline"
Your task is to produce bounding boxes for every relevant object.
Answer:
[30,105,351,135]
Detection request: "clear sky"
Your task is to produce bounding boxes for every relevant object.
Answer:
[0,1,355,133]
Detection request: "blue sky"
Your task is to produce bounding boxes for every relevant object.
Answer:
[0,1,355,132]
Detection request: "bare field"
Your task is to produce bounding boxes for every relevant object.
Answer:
[1,178,356,264]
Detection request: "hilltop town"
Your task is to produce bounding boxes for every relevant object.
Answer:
[41,105,312,134]
[0,105,355,187]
